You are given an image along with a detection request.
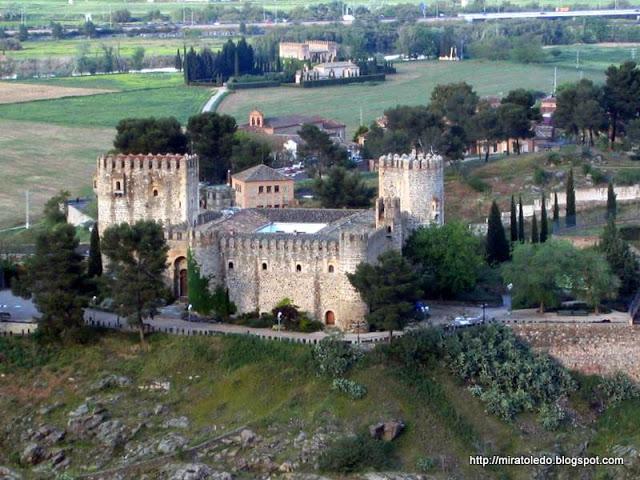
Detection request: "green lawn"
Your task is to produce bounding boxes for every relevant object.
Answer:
[0,84,212,128]
[545,43,640,72]
[219,60,604,136]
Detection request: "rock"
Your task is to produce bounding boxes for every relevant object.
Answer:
[163,416,190,429]
[369,420,405,441]
[50,449,69,469]
[68,403,90,418]
[91,374,132,392]
[154,403,169,416]
[32,425,65,445]
[38,402,64,416]
[0,466,21,480]
[165,463,234,480]
[157,433,188,454]
[95,419,128,449]
[20,443,46,465]
[279,461,295,473]
[239,429,257,447]
[293,431,307,447]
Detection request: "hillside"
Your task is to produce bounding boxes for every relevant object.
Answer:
[1,330,639,479]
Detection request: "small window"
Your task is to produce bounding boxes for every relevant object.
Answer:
[267,204,272,208]
[387,226,392,233]
[153,189,159,197]
[267,186,272,193]
[228,261,234,270]
[296,264,302,272]
[148,161,153,169]
[258,186,264,194]
[328,265,334,273]
[274,204,280,208]
[262,262,267,270]
[257,205,264,208]
[115,181,122,191]
[93,180,97,188]
[274,185,280,193]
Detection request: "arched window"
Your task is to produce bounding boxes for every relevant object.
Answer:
[262,262,267,270]
[296,264,302,272]
[387,226,392,233]
[115,181,121,191]
[153,189,159,197]
[228,261,234,270]
[328,265,334,273]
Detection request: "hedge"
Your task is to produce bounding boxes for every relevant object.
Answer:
[299,73,386,88]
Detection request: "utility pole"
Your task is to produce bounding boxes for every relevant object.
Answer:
[25,190,30,230]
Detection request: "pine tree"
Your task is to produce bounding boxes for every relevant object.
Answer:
[87,223,102,277]
[531,213,539,243]
[486,200,510,264]
[553,192,560,228]
[565,168,576,227]
[510,195,517,242]
[540,193,549,243]
[518,196,525,243]
[175,49,182,72]
[600,218,640,295]
[607,181,617,220]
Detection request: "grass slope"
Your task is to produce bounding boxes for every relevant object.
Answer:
[22,72,185,91]
[218,60,603,136]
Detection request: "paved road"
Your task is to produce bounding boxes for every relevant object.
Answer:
[0,290,37,322]
[202,86,227,113]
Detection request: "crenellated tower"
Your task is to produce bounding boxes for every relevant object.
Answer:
[93,153,199,235]
[376,151,444,240]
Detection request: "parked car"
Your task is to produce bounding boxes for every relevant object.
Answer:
[415,301,430,318]
[451,315,483,328]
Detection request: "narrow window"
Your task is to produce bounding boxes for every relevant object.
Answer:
[267,186,272,193]
[153,189,159,197]
[262,262,267,270]
[115,181,121,191]
[258,186,264,194]
[228,261,234,270]
[328,265,334,273]
[274,185,280,193]
[296,264,302,272]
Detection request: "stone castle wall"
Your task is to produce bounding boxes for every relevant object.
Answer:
[513,323,640,380]
[377,152,444,232]
[191,229,372,330]
[94,153,199,236]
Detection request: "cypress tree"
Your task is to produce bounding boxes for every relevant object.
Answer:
[175,49,182,72]
[510,195,517,242]
[486,200,510,264]
[565,168,576,227]
[531,213,539,243]
[607,181,617,220]
[553,192,560,228]
[87,224,102,278]
[540,193,549,243]
[518,196,525,243]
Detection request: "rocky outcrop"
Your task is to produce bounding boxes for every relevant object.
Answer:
[369,420,405,441]
[90,374,132,392]
[20,443,46,465]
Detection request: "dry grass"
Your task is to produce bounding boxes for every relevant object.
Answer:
[0,119,113,228]
[0,82,115,104]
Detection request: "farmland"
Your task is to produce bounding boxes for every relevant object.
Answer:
[0,81,114,104]
[545,43,640,72]
[219,59,604,136]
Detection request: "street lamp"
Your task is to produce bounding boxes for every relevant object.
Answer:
[188,304,192,322]
[277,311,283,330]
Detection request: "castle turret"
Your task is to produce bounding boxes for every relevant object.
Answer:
[93,153,199,235]
[377,151,444,236]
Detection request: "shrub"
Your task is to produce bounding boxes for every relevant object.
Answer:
[538,402,567,431]
[533,166,547,185]
[312,334,362,378]
[332,378,367,399]
[0,337,54,372]
[416,456,437,473]
[318,433,395,473]
[546,152,561,166]
[599,372,640,406]
[615,169,640,185]
[378,328,444,367]
[465,174,491,193]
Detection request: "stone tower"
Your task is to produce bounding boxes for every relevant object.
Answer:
[93,153,199,235]
[376,151,444,243]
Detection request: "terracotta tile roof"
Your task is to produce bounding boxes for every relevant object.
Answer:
[231,164,291,183]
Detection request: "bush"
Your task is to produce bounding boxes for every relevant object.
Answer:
[272,298,323,332]
[465,174,491,193]
[0,337,54,372]
[416,456,437,473]
[533,166,548,185]
[599,372,640,406]
[318,433,395,473]
[538,402,567,431]
[615,169,640,185]
[312,334,362,377]
[332,377,367,399]
[378,328,444,367]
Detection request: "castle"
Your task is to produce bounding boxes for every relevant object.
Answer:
[94,151,444,331]
[279,41,338,63]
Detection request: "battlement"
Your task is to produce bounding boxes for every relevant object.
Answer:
[194,230,340,254]
[378,151,443,171]
[96,153,198,173]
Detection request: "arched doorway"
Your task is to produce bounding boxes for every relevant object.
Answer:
[325,310,335,326]
[174,257,188,300]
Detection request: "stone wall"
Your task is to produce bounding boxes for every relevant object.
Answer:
[94,154,199,236]
[513,323,640,380]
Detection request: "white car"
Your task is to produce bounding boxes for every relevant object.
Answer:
[452,315,483,328]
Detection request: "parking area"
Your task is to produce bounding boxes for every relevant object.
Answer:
[0,289,38,322]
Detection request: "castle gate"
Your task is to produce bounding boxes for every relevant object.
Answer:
[174,257,188,299]
[325,310,335,326]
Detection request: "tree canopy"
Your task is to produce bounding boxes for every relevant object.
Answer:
[314,166,375,209]
[114,117,187,155]
[187,112,238,183]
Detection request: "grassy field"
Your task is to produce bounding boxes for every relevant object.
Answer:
[0,119,112,229]
[0,331,628,479]
[0,83,212,128]
[545,43,640,72]
[21,71,184,90]
[3,36,228,60]
[219,60,603,136]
